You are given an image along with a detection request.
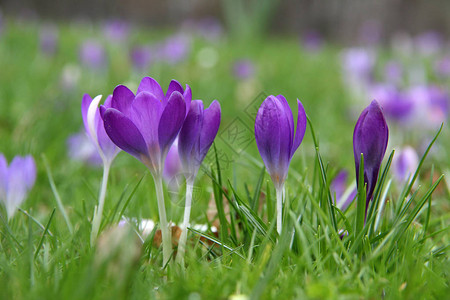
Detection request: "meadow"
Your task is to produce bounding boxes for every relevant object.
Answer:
[0,17,449,299]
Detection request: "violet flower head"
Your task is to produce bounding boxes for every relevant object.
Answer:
[159,34,191,65]
[178,100,221,180]
[302,30,323,52]
[393,146,419,183]
[0,154,36,219]
[101,77,191,175]
[255,95,307,189]
[353,100,389,205]
[67,132,102,166]
[79,40,106,69]
[82,94,120,165]
[103,19,130,43]
[39,24,58,56]
[130,45,153,71]
[233,59,255,80]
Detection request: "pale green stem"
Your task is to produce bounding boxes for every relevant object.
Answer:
[176,180,194,265]
[154,174,172,266]
[276,185,283,235]
[90,162,110,246]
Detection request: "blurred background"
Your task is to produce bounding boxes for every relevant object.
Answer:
[0,0,448,219]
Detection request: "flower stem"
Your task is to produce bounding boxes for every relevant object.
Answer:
[176,180,194,266]
[154,174,172,266]
[276,186,283,235]
[90,162,110,246]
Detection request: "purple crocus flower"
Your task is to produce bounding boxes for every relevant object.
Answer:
[176,99,221,264]
[369,84,413,122]
[255,95,307,189]
[255,95,307,234]
[330,170,357,211]
[81,94,120,165]
[159,34,191,65]
[178,100,221,180]
[434,56,450,78]
[101,77,191,176]
[103,19,130,43]
[0,154,36,219]
[393,146,419,183]
[39,24,58,56]
[66,132,102,166]
[130,45,153,71]
[233,59,255,80]
[79,40,106,69]
[353,100,389,208]
[302,30,323,52]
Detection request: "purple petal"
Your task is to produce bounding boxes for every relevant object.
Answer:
[183,84,192,114]
[0,154,7,199]
[103,108,148,158]
[136,77,164,100]
[165,80,184,101]
[178,100,204,170]
[291,99,307,157]
[158,91,186,156]
[130,92,164,152]
[198,100,221,159]
[163,141,182,182]
[111,85,135,117]
[81,94,93,136]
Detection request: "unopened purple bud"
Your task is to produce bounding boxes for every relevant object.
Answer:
[255,95,307,189]
[353,100,389,206]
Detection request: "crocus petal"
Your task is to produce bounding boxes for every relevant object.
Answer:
[272,96,294,171]
[103,108,148,158]
[183,84,192,114]
[136,76,165,100]
[81,94,93,136]
[87,95,103,149]
[131,92,163,151]
[165,80,184,101]
[0,154,7,200]
[178,100,204,170]
[255,96,283,186]
[158,91,186,156]
[291,99,307,157]
[277,95,294,148]
[111,85,135,116]
[353,100,389,204]
[198,100,221,159]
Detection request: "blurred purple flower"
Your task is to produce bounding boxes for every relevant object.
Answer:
[407,85,449,129]
[255,95,307,189]
[82,94,120,165]
[434,56,450,78]
[353,100,389,209]
[101,77,191,175]
[158,34,191,65]
[331,170,357,211]
[67,132,102,166]
[163,140,182,184]
[0,154,36,219]
[182,17,223,41]
[130,45,153,71]
[393,146,419,183]
[233,59,255,80]
[178,100,221,180]
[103,19,130,43]
[384,60,403,85]
[302,30,323,52]
[79,40,107,69]
[415,31,444,56]
[370,84,413,122]
[341,48,375,94]
[39,24,58,56]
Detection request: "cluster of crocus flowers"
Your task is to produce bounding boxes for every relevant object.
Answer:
[176,99,221,264]
[353,100,389,215]
[101,77,191,265]
[81,94,120,245]
[0,154,36,219]
[255,95,307,234]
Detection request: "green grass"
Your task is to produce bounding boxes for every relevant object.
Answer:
[0,18,449,299]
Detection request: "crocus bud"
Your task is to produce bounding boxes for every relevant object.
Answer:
[255,95,307,189]
[353,100,389,205]
[0,154,36,219]
[178,100,221,181]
